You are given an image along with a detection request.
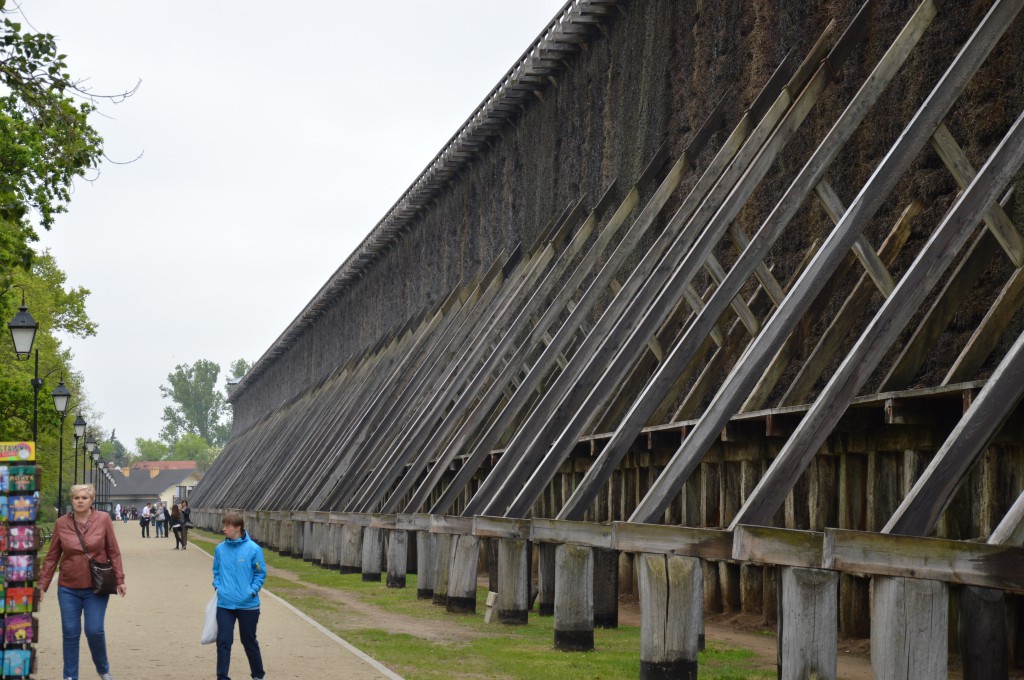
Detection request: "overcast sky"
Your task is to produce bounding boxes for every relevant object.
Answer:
[22,0,566,449]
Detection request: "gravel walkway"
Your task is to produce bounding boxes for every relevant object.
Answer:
[37,519,402,679]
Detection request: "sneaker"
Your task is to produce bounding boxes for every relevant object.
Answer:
[100,673,114,680]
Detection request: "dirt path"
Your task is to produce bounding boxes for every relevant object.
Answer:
[37,521,402,679]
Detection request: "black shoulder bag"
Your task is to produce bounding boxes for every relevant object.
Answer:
[71,514,118,596]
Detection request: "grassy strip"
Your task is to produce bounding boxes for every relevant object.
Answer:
[193,531,771,679]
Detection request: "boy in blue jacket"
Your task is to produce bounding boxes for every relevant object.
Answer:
[212,512,267,680]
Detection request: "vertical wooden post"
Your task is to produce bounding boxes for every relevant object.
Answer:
[302,520,314,561]
[447,535,480,614]
[958,585,1008,680]
[415,530,436,600]
[339,524,362,574]
[871,576,948,678]
[386,529,408,588]
[593,547,619,628]
[537,542,556,616]
[360,526,383,582]
[496,537,530,624]
[637,553,702,680]
[322,523,340,568]
[778,567,837,680]
[433,532,453,607]
[291,517,304,557]
[554,543,594,651]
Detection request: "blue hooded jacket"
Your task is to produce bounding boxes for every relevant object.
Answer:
[212,530,266,610]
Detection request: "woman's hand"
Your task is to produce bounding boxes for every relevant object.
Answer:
[117,584,127,598]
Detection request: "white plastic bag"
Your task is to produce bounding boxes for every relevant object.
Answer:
[200,593,218,644]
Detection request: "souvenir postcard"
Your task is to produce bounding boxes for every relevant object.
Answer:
[2,648,31,676]
[0,466,8,491]
[7,466,34,493]
[0,443,33,463]
[0,496,7,523]
[4,613,33,644]
[7,495,35,523]
[4,588,32,614]
[5,556,33,583]
[7,526,32,552]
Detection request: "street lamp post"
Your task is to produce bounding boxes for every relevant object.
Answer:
[85,435,96,485]
[51,380,71,516]
[73,415,86,485]
[92,453,101,505]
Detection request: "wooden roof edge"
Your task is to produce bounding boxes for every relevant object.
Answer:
[233,0,620,401]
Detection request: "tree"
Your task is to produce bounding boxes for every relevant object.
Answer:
[159,359,230,446]
[167,432,217,472]
[134,437,168,462]
[0,5,108,286]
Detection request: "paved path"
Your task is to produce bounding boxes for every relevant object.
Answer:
[38,520,402,679]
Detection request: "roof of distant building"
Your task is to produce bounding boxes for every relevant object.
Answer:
[130,460,198,471]
[110,467,199,497]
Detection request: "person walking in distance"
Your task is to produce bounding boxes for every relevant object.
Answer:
[180,500,191,549]
[39,484,127,680]
[170,504,185,550]
[213,512,266,680]
[140,503,151,538]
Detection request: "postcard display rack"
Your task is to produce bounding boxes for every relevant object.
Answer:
[0,443,39,678]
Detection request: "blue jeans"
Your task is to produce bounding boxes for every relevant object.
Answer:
[57,586,110,679]
[216,607,264,680]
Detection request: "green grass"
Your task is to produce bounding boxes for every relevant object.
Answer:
[194,530,772,679]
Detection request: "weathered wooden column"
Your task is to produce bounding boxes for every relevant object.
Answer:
[554,543,594,651]
[302,513,315,561]
[779,567,837,680]
[339,513,367,574]
[445,516,480,614]
[322,516,342,569]
[412,514,436,599]
[311,512,328,565]
[594,547,619,628]
[361,523,385,582]
[871,576,948,678]
[432,531,453,607]
[290,512,304,557]
[279,513,293,556]
[475,517,532,624]
[958,585,1008,680]
[537,542,556,616]
[636,553,703,680]
[387,528,409,588]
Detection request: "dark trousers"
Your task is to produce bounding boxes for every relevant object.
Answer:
[140,518,150,537]
[173,526,184,548]
[216,607,264,680]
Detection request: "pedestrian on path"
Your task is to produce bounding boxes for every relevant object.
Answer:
[170,504,185,549]
[155,503,167,538]
[39,483,127,680]
[180,499,191,549]
[140,503,151,537]
[213,512,267,680]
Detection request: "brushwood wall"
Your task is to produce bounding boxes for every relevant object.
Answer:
[231,0,1024,433]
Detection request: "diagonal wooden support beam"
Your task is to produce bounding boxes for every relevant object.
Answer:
[630,0,1022,525]
[489,25,843,520]
[814,180,896,296]
[552,0,938,523]
[731,104,1024,529]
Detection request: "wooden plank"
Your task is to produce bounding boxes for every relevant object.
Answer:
[531,519,613,548]
[496,538,530,624]
[823,528,1024,591]
[565,0,941,526]
[611,522,732,560]
[369,514,397,530]
[731,525,824,568]
[395,513,431,531]
[814,180,896,295]
[430,515,474,535]
[473,515,531,539]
